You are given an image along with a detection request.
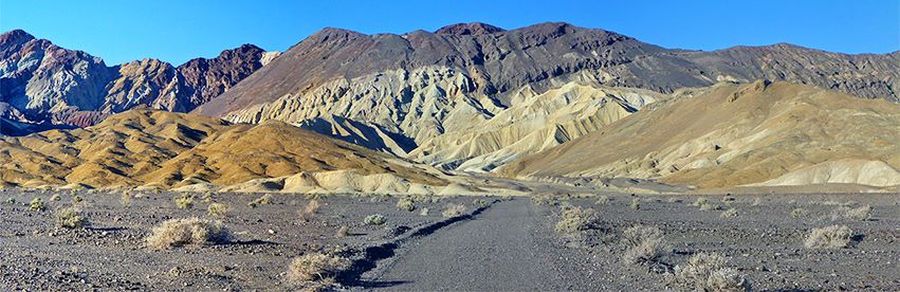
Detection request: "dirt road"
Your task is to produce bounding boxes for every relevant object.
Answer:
[362,199,578,291]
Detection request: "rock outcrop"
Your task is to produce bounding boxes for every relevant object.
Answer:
[0,29,275,135]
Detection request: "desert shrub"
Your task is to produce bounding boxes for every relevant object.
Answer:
[790,208,808,218]
[442,203,467,218]
[530,194,556,206]
[287,253,351,283]
[672,252,751,292]
[595,195,610,206]
[299,200,321,221]
[419,207,430,216]
[56,206,88,229]
[396,198,416,212]
[201,192,213,203]
[363,214,386,225]
[555,206,598,235]
[691,197,709,207]
[831,205,872,221]
[145,218,232,250]
[473,199,489,208]
[207,203,229,218]
[72,195,83,203]
[666,197,682,203]
[629,198,641,210]
[29,198,45,212]
[336,226,350,238]
[804,225,853,249]
[622,225,666,265]
[5,197,15,205]
[248,194,273,208]
[174,194,194,209]
[50,194,61,201]
[720,208,739,218]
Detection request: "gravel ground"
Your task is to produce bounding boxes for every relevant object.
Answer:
[1,188,897,291]
[0,188,476,290]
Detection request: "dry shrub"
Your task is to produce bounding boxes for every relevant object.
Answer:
[207,203,229,218]
[691,197,709,207]
[174,194,194,209]
[530,194,556,206]
[595,195,610,206]
[804,225,853,249]
[299,200,321,221]
[56,206,88,229]
[50,194,61,201]
[555,206,598,235]
[419,207,430,216]
[29,198,46,212]
[442,203,466,218]
[396,198,416,212]
[672,252,751,292]
[363,214,386,225]
[720,208,739,218]
[831,205,872,221]
[288,253,351,283]
[473,199,489,208]
[629,198,641,210]
[146,218,232,250]
[622,225,666,265]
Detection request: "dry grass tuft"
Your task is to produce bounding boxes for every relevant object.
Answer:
[174,194,194,209]
[287,253,351,283]
[207,203,229,218]
[442,203,467,218]
[804,225,853,249]
[145,218,232,250]
[363,214,386,225]
[396,198,416,212]
[29,198,45,212]
[622,225,666,265]
[56,206,88,229]
[720,208,739,218]
[629,198,641,210]
[831,205,872,221]
[555,206,598,235]
[672,252,751,292]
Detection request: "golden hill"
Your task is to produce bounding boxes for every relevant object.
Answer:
[500,81,900,189]
[0,109,444,189]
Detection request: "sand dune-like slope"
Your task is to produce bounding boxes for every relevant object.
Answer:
[501,81,900,188]
[0,109,444,189]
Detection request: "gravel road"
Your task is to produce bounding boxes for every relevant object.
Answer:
[364,199,572,291]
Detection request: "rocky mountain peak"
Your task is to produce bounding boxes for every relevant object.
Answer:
[435,22,505,35]
[0,29,35,45]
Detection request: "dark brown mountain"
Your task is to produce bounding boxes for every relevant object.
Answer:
[195,22,898,118]
[0,29,275,135]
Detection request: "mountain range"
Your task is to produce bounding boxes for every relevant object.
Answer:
[1,22,898,191]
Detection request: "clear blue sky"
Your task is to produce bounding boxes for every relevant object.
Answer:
[1,0,897,65]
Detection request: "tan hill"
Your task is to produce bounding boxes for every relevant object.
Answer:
[500,81,900,189]
[0,109,443,189]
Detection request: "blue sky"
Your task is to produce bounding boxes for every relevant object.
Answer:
[1,0,897,65]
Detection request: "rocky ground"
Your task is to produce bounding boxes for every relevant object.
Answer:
[0,188,898,291]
